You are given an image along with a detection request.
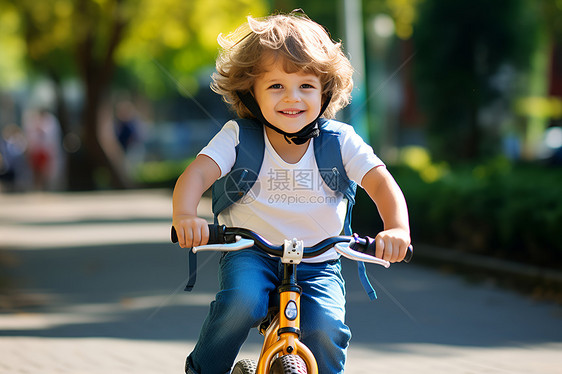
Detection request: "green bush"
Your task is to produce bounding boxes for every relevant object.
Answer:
[353,160,562,269]
[133,158,194,188]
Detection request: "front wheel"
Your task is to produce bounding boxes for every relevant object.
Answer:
[231,358,258,374]
[232,359,257,374]
[270,355,308,374]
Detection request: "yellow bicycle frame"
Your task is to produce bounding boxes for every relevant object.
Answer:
[256,287,318,374]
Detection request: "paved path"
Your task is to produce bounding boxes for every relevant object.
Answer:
[0,190,561,373]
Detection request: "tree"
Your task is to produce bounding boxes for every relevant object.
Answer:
[412,0,537,162]
[3,0,266,189]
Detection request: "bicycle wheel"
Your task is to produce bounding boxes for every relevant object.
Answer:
[232,359,257,374]
[270,355,308,374]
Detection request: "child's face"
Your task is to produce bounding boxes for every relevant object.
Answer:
[253,57,322,134]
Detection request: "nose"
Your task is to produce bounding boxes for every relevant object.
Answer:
[283,87,301,102]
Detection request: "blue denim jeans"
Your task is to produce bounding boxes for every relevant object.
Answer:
[185,248,351,374]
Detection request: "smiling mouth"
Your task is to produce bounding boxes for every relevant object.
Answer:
[280,110,304,115]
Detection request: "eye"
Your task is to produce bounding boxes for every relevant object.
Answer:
[268,83,283,89]
[301,83,316,89]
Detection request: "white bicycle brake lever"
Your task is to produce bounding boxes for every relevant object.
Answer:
[192,237,255,253]
[334,241,390,268]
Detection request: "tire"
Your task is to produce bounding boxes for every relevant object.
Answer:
[270,355,308,374]
[232,359,257,374]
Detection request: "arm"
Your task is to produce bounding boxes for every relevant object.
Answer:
[361,166,411,262]
[172,154,221,248]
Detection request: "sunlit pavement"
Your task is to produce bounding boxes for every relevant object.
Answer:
[0,190,561,374]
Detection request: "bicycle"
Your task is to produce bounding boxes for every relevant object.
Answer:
[171,224,412,374]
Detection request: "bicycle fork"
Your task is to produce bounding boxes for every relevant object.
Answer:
[256,263,318,374]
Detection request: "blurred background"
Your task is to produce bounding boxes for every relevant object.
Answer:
[0,0,561,273]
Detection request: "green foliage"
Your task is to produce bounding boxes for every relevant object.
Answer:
[364,0,421,39]
[538,0,562,39]
[375,161,562,268]
[412,0,539,161]
[0,3,26,88]
[1,0,268,95]
[117,0,268,97]
[133,158,194,188]
[8,0,78,79]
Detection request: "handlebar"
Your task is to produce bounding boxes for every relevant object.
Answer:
[171,225,413,266]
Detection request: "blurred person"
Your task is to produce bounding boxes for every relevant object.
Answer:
[0,124,28,192]
[115,100,139,151]
[23,108,64,191]
[114,100,145,166]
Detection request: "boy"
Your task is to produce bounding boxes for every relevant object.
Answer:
[173,11,410,374]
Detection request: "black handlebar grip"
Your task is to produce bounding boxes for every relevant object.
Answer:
[404,245,414,263]
[207,224,226,244]
[170,224,227,244]
[171,226,178,243]
[352,235,413,263]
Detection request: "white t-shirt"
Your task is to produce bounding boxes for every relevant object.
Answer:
[199,120,384,262]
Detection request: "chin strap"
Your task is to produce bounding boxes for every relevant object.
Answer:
[236,91,332,145]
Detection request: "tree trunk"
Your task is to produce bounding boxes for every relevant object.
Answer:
[81,81,131,189]
[73,0,131,189]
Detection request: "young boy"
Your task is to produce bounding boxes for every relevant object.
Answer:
[173,11,410,374]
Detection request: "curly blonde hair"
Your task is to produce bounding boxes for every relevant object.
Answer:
[210,11,354,119]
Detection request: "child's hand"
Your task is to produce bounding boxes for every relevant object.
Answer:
[172,215,210,248]
[374,228,411,263]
